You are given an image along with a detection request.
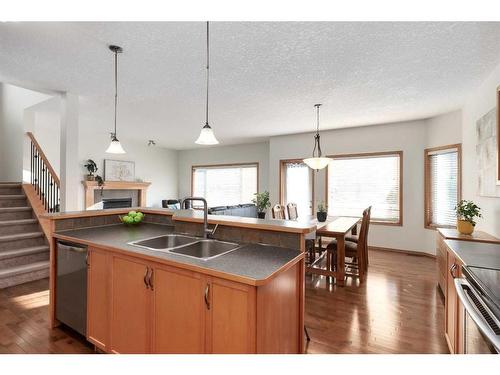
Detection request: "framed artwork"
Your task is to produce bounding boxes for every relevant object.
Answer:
[476,107,500,197]
[104,159,135,182]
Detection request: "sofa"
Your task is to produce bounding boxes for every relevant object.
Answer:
[208,204,257,218]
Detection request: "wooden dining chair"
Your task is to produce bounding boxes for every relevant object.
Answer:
[326,206,371,280]
[287,203,298,220]
[345,206,371,266]
[271,204,286,219]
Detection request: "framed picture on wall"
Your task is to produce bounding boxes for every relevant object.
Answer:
[104,159,135,182]
[497,85,500,184]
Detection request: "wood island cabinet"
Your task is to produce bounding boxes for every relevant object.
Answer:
[86,245,302,354]
[86,247,110,351]
[110,256,152,354]
[153,265,206,354]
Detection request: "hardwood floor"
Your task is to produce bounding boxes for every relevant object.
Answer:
[305,249,449,354]
[0,278,93,354]
[0,249,448,354]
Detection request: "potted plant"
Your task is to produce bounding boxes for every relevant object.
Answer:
[317,202,327,222]
[84,159,98,181]
[455,200,482,235]
[252,191,271,219]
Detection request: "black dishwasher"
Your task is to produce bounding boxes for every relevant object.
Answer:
[56,240,88,336]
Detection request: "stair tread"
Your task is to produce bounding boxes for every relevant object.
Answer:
[0,183,22,187]
[0,260,49,278]
[0,232,44,242]
[0,245,49,260]
[0,207,32,212]
[0,195,26,199]
[0,219,38,226]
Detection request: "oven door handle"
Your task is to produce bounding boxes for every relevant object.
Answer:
[454,278,500,353]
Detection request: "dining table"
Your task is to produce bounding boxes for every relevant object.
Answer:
[299,215,360,286]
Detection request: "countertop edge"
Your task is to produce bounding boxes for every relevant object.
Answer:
[52,232,304,286]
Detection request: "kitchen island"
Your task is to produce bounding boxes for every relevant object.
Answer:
[44,208,314,354]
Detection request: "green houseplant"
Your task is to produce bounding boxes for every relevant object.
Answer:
[317,201,327,222]
[252,191,271,219]
[84,159,98,181]
[455,200,482,235]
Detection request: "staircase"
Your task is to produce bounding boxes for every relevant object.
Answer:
[0,183,49,288]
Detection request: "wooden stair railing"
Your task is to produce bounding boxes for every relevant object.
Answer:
[26,132,60,213]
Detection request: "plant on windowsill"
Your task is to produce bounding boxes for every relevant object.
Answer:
[455,200,482,235]
[84,159,98,181]
[317,201,327,222]
[252,191,271,219]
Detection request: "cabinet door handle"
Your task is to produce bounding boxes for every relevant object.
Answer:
[204,283,210,310]
[450,263,458,279]
[144,267,150,289]
[148,268,154,291]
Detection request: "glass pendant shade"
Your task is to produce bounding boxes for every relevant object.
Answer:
[195,124,219,145]
[303,157,331,170]
[195,22,219,145]
[106,136,126,154]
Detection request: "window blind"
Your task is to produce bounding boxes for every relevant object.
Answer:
[327,153,401,222]
[192,164,258,207]
[428,148,459,227]
[283,161,312,218]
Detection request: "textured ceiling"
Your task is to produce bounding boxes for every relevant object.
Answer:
[2,22,500,149]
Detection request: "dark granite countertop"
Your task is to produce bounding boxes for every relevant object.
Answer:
[444,239,500,269]
[54,223,303,285]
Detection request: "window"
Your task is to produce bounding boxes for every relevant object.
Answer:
[192,163,258,207]
[326,151,402,224]
[425,145,461,228]
[280,160,314,218]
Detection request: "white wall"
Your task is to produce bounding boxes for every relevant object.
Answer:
[0,83,51,182]
[426,110,462,148]
[269,115,462,255]
[78,128,178,210]
[462,63,500,238]
[177,142,269,199]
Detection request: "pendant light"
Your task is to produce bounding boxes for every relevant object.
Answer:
[106,45,126,154]
[195,21,219,145]
[303,104,332,170]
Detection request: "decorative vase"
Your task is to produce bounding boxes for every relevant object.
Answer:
[457,220,474,235]
[317,212,327,222]
[86,175,95,181]
[257,212,266,219]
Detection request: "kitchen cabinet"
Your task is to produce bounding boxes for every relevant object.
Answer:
[445,251,461,354]
[110,256,151,354]
[86,247,110,351]
[86,246,302,354]
[207,277,256,353]
[153,265,206,353]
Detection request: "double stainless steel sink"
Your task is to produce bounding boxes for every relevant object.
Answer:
[129,234,240,260]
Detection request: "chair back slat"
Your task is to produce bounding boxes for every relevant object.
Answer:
[272,204,286,219]
[287,203,298,220]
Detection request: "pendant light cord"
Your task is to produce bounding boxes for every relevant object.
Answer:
[205,21,210,126]
[114,49,118,137]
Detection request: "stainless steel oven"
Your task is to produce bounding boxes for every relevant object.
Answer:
[455,266,500,354]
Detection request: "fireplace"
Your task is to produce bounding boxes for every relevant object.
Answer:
[102,198,133,209]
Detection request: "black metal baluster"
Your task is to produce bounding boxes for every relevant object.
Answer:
[30,142,33,185]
